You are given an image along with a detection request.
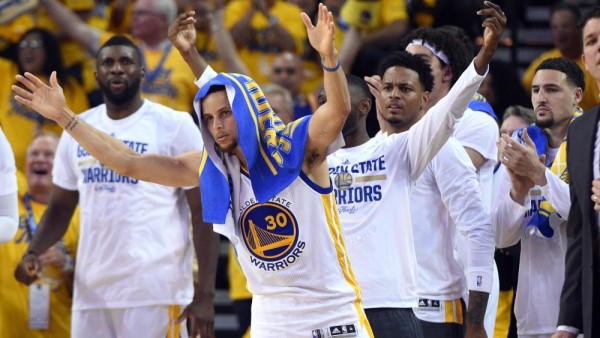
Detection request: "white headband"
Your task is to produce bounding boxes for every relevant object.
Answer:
[406,39,450,65]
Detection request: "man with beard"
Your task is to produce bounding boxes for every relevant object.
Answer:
[493,57,584,338]
[14,36,219,338]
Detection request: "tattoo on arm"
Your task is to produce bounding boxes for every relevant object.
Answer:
[319,129,327,137]
[467,290,489,323]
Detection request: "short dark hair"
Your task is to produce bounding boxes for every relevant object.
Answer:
[580,6,600,31]
[377,51,434,92]
[97,35,142,63]
[199,85,226,118]
[398,27,471,87]
[535,57,585,91]
[346,73,372,102]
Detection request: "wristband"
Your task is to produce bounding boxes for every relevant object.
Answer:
[321,58,341,72]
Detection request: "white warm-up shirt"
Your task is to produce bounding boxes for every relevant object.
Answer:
[53,100,202,310]
[411,138,494,303]
[492,151,570,336]
[328,60,487,310]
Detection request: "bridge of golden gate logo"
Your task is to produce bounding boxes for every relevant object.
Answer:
[334,172,353,190]
[241,202,299,261]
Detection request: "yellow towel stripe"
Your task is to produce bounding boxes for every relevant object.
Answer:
[166,305,181,338]
[222,73,277,175]
[198,148,209,176]
[321,193,374,337]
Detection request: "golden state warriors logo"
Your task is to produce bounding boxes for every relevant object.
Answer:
[334,172,353,190]
[241,202,299,262]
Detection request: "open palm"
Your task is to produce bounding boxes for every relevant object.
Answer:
[12,72,67,122]
[301,3,335,58]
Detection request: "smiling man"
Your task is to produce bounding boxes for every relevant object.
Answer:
[0,133,79,338]
[494,57,584,338]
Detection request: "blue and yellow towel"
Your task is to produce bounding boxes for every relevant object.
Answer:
[468,93,497,121]
[517,107,583,238]
[195,72,311,224]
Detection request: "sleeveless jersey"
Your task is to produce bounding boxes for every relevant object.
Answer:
[214,168,371,338]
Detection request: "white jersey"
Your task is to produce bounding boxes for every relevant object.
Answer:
[0,127,17,196]
[214,166,370,338]
[328,60,487,310]
[453,108,499,211]
[452,104,500,335]
[410,138,494,314]
[53,100,202,310]
[492,157,570,335]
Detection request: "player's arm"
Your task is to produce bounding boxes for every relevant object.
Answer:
[14,186,78,285]
[12,72,201,188]
[407,1,505,180]
[433,143,493,337]
[181,188,219,338]
[39,0,100,53]
[169,11,210,79]
[301,4,350,179]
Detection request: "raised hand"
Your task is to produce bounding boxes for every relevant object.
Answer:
[497,128,547,186]
[14,252,42,285]
[478,1,507,52]
[12,72,67,125]
[168,11,197,54]
[301,3,336,58]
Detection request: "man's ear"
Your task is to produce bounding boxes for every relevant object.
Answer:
[442,64,453,83]
[421,91,430,109]
[358,98,372,117]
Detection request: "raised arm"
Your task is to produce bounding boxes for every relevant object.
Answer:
[407,1,506,180]
[39,0,100,53]
[12,72,201,188]
[301,4,350,176]
[169,11,210,79]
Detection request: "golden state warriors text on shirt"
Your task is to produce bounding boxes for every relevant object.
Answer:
[239,196,305,272]
[328,155,385,213]
[77,137,148,188]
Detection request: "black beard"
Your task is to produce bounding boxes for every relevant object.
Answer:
[535,117,554,129]
[98,77,141,105]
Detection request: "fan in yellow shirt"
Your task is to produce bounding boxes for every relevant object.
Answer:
[0,28,89,172]
[0,133,79,338]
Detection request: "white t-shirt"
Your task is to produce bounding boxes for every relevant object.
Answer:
[0,127,18,243]
[0,127,17,196]
[453,108,499,211]
[53,100,203,310]
[493,157,571,335]
[410,138,494,304]
[327,60,487,310]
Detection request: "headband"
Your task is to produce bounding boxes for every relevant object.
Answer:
[406,39,450,65]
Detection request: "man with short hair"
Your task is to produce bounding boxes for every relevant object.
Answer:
[0,133,78,338]
[553,6,600,337]
[494,57,585,338]
[14,36,218,338]
[38,0,198,113]
[326,2,505,336]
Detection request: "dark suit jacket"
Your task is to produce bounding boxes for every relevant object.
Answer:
[559,106,600,336]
